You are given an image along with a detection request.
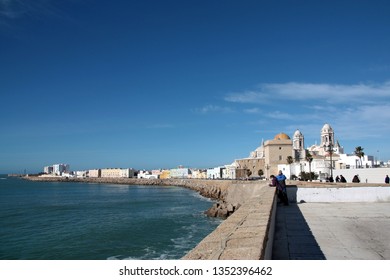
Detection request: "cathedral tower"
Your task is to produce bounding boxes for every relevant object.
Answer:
[320,123,334,147]
[293,129,306,160]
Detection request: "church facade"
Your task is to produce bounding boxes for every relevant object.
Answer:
[234,123,345,180]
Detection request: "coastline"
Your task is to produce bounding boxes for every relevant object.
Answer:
[23,176,229,199]
[23,176,247,218]
[21,176,390,259]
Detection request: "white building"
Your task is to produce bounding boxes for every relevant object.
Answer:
[120,168,137,178]
[207,166,225,179]
[53,164,70,176]
[43,166,53,174]
[190,169,207,179]
[336,154,374,169]
[170,168,191,179]
[137,170,158,179]
[75,171,87,178]
[224,161,239,179]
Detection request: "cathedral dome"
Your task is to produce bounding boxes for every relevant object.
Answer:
[321,123,333,133]
[274,132,290,140]
[293,129,303,138]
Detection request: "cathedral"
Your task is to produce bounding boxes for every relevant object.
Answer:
[234,123,343,179]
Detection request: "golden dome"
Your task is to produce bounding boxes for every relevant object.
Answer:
[274,132,290,140]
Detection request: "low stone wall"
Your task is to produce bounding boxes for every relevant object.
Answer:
[182,183,276,260]
[287,185,390,203]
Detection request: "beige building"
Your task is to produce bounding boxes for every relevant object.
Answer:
[159,170,171,179]
[264,133,293,177]
[235,132,293,179]
[99,168,135,178]
[88,169,101,178]
[101,168,122,178]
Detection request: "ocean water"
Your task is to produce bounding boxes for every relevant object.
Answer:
[0,175,221,260]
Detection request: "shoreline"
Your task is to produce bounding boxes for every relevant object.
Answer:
[21,176,390,260]
[23,176,246,218]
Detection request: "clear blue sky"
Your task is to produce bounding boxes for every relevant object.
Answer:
[1,0,390,174]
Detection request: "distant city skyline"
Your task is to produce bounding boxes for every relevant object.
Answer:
[1,0,390,174]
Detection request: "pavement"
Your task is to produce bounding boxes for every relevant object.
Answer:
[272,202,390,260]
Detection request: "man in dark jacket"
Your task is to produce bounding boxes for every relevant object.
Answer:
[275,171,289,205]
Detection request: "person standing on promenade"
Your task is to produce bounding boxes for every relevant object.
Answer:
[276,170,289,205]
[352,175,360,183]
[385,175,389,184]
[269,175,278,187]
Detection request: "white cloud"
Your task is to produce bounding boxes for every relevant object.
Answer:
[194,104,235,114]
[222,81,390,159]
[265,110,295,120]
[243,108,262,114]
[225,81,390,105]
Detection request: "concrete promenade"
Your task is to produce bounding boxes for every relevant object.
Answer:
[183,182,390,260]
[272,202,390,260]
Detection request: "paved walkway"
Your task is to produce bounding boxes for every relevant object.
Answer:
[272,202,390,260]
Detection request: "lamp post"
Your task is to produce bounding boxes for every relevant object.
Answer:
[308,157,313,181]
[265,164,270,179]
[323,143,334,178]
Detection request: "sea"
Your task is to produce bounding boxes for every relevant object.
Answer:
[0,174,221,260]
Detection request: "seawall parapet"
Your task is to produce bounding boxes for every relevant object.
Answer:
[182,184,276,260]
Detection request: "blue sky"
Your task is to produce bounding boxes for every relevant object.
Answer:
[1,0,390,174]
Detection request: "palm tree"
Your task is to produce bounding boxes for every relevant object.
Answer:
[305,151,313,181]
[286,156,294,179]
[246,169,252,179]
[354,146,365,168]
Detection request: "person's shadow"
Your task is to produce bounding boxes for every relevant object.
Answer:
[272,186,326,260]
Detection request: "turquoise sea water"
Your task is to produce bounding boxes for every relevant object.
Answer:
[0,175,221,260]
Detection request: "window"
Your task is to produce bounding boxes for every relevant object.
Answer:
[279,155,282,161]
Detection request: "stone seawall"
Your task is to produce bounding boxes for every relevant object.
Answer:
[182,185,276,260]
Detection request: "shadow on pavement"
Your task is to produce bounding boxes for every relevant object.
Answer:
[272,202,326,260]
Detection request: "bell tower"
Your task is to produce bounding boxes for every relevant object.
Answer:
[293,129,305,160]
[320,123,335,155]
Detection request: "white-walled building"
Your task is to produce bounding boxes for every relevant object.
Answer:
[52,164,70,176]
[190,169,207,179]
[120,168,137,178]
[336,154,374,169]
[75,171,87,178]
[137,170,158,179]
[224,161,239,179]
[43,166,53,174]
[170,168,191,179]
[207,166,225,179]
